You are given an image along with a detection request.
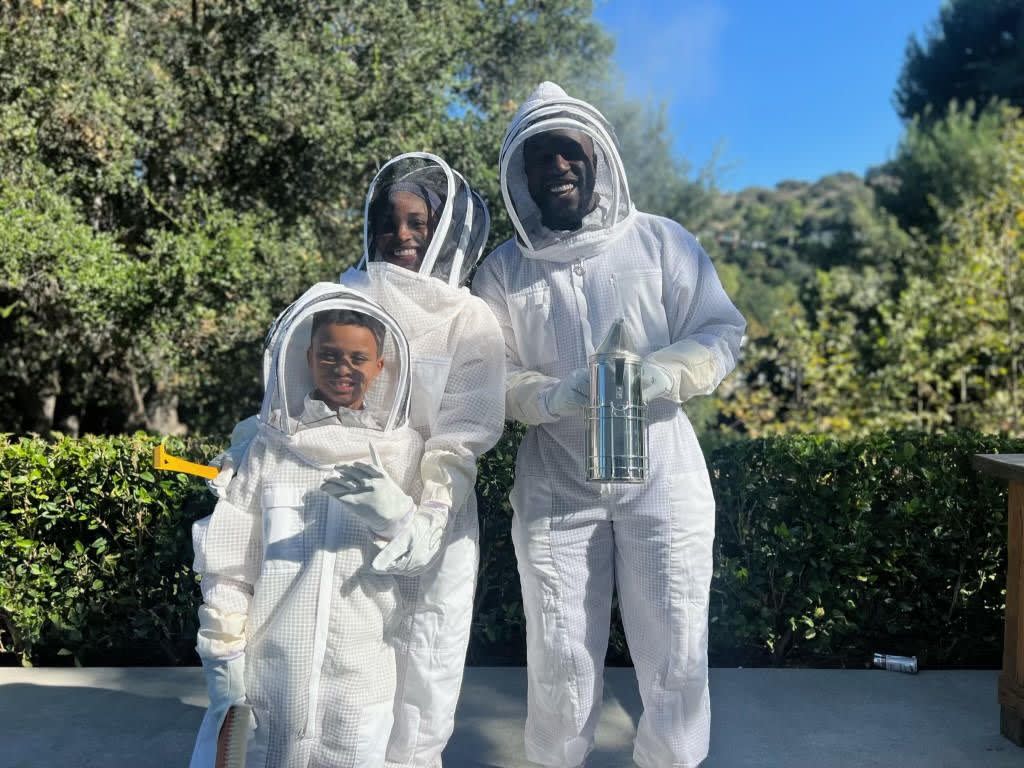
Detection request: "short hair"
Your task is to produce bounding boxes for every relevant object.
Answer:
[311,309,387,355]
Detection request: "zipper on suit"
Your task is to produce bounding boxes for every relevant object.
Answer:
[570,260,595,358]
[303,498,341,740]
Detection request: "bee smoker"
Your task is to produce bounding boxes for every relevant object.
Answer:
[585,318,648,483]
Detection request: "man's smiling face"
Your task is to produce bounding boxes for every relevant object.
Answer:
[523,128,597,231]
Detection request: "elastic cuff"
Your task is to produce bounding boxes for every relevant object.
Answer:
[419,500,450,524]
[196,606,247,660]
[372,501,417,539]
[539,384,561,422]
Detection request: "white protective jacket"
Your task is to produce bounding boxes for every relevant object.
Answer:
[342,153,506,768]
[190,284,423,768]
[472,82,746,768]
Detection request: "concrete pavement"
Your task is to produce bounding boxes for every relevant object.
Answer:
[0,667,1019,767]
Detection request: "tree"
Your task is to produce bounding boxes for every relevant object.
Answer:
[883,112,1024,433]
[0,171,139,434]
[698,173,910,335]
[0,1,658,435]
[869,101,1014,239]
[721,112,1024,439]
[718,266,898,437]
[895,0,1024,122]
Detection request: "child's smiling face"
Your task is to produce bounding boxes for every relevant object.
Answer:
[307,322,384,411]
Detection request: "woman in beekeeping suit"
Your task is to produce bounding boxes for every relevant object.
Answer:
[189,283,424,768]
[208,155,505,768]
[334,153,506,768]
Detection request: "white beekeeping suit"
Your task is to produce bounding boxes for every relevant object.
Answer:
[190,283,424,768]
[472,83,746,768]
[338,152,506,768]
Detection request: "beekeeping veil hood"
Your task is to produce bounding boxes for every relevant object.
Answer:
[358,152,490,288]
[500,81,635,260]
[259,282,413,466]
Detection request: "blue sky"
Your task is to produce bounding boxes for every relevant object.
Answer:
[594,0,943,191]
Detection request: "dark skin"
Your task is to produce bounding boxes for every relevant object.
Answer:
[307,323,385,411]
[523,128,598,232]
[374,191,434,271]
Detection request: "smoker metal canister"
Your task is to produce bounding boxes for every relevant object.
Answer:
[872,653,918,674]
[586,319,648,483]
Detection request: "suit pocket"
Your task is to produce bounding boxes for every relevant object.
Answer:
[353,700,395,766]
[409,355,452,430]
[509,286,558,368]
[610,269,670,352]
[260,486,305,568]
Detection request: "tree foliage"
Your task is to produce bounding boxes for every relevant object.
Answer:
[884,114,1024,433]
[2,0,1022,443]
[869,101,1016,237]
[721,111,1024,439]
[0,173,138,434]
[706,0,1024,440]
[700,173,910,336]
[895,0,1024,122]
[0,0,623,435]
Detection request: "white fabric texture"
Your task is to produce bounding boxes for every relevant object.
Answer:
[207,415,260,499]
[472,81,746,768]
[191,285,424,768]
[342,245,505,767]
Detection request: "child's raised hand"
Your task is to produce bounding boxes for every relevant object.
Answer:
[321,458,414,538]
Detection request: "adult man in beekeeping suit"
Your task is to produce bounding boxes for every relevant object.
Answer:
[473,82,746,768]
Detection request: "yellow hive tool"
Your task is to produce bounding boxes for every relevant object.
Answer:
[153,443,220,480]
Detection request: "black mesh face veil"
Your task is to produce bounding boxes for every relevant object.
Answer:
[456,184,491,286]
[360,153,490,288]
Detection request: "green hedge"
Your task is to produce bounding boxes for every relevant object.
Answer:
[1,430,1021,667]
[706,432,1021,668]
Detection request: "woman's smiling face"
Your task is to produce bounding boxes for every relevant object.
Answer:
[374,190,434,271]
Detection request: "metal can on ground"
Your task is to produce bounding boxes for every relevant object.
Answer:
[872,653,918,674]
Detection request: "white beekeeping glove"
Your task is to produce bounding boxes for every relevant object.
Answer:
[543,367,590,417]
[321,458,416,539]
[370,500,448,575]
[639,360,675,402]
[645,340,720,402]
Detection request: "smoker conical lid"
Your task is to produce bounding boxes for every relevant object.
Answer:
[595,318,638,356]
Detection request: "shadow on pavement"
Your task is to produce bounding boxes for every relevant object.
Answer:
[0,684,202,768]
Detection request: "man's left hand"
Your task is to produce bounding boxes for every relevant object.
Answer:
[640,360,675,402]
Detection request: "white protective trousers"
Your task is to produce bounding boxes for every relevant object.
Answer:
[473,211,745,768]
[342,263,506,768]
